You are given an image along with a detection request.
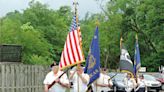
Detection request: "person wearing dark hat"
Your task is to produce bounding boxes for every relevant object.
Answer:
[43,62,70,92]
[50,61,57,70]
[135,74,147,92]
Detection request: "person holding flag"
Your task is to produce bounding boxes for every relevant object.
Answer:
[120,37,137,92]
[69,65,90,92]
[93,68,113,92]
[123,73,137,92]
[43,1,85,91]
[133,34,147,92]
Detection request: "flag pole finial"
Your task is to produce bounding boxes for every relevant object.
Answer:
[135,33,138,40]
[95,19,100,26]
[120,37,123,49]
[120,37,123,41]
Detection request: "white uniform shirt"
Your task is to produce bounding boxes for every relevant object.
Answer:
[72,72,90,92]
[135,78,147,92]
[93,73,113,92]
[43,71,69,92]
[123,78,136,92]
[138,79,146,88]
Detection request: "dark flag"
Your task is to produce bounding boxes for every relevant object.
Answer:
[120,37,134,77]
[134,34,141,77]
[84,26,100,85]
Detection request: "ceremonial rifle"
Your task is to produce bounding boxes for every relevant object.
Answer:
[48,67,70,89]
[108,73,118,81]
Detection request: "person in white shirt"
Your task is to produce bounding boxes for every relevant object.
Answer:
[93,68,113,92]
[43,62,70,92]
[69,66,90,92]
[135,74,147,92]
[123,73,137,92]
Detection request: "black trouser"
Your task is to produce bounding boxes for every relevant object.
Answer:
[137,88,145,92]
[131,89,135,92]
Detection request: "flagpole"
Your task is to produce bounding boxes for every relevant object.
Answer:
[96,20,99,92]
[135,33,138,84]
[135,33,138,43]
[73,1,80,92]
[120,37,123,50]
[73,0,78,25]
[73,0,82,68]
[73,0,84,59]
[119,36,122,72]
[120,31,123,48]
[96,80,97,92]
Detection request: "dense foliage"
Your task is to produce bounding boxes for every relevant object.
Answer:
[0,0,163,71]
[92,0,164,71]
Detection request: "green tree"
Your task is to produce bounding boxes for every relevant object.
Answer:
[0,1,74,65]
[95,0,164,71]
[22,1,73,62]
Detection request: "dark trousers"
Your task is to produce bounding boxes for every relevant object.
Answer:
[137,88,145,92]
[131,89,135,92]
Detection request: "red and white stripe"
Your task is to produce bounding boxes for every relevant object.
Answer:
[59,28,84,69]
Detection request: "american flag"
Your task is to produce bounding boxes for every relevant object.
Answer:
[59,16,84,69]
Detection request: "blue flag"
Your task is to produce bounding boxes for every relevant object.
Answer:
[84,26,100,85]
[134,35,141,77]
